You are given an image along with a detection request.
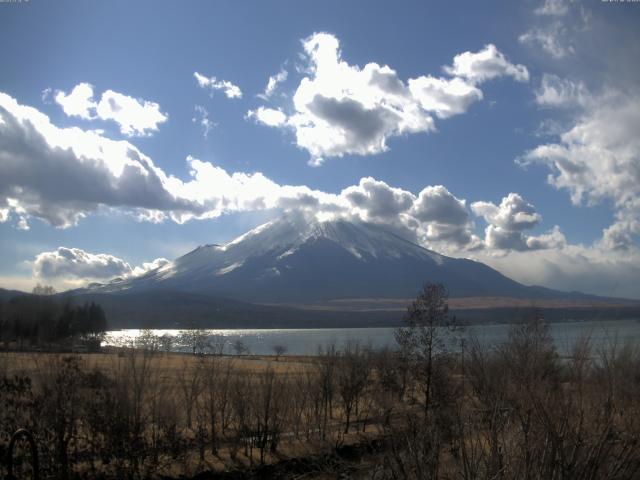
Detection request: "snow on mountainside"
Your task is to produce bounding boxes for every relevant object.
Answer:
[84,217,574,302]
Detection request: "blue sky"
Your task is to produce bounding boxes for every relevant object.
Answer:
[1,0,639,297]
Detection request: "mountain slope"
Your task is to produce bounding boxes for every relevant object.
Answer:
[85,217,587,303]
[0,287,29,302]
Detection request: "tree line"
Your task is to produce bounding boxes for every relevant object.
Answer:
[0,286,107,350]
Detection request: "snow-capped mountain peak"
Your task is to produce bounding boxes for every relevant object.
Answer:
[84,216,538,302]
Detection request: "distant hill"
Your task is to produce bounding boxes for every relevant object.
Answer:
[0,287,28,302]
[64,290,640,329]
[2,287,639,329]
[71,290,402,329]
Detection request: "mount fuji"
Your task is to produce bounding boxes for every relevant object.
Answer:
[83,217,579,303]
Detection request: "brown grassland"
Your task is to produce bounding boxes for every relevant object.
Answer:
[2,285,640,479]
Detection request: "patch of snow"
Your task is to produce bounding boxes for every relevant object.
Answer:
[216,261,244,276]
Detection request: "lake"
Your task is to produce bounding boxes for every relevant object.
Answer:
[105,318,640,356]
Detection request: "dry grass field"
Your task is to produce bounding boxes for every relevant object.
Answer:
[0,350,315,379]
[3,312,640,479]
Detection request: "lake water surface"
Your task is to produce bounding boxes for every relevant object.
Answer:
[105,318,640,356]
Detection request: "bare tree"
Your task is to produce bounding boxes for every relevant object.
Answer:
[177,357,204,430]
[337,341,370,433]
[32,283,56,296]
[136,329,160,353]
[158,334,174,354]
[272,344,287,361]
[179,328,209,355]
[395,283,457,415]
[201,354,235,454]
[232,338,249,356]
[36,355,85,480]
[251,367,289,464]
[317,343,338,441]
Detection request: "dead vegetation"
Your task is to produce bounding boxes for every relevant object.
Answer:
[1,284,640,479]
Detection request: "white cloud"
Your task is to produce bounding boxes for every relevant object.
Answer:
[475,244,640,300]
[472,193,565,252]
[526,225,568,250]
[131,257,171,277]
[33,246,170,284]
[95,90,167,136]
[519,27,574,59]
[54,83,167,136]
[443,44,529,83]
[535,74,588,108]
[522,81,640,253]
[520,91,640,216]
[336,179,483,252]
[408,76,483,119]
[519,0,587,59]
[472,193,541,231]
[0,90,491,253]
[55,82,96,119]
[340,177,415,232]
[252,33,528,166]
[192,105,215,138]
[258,68,288,100]
[600,209,640,252]
[0,91,207,227]
[0,90,349,228]
[246,107,287,127]
[410,185,476,246]
[194,72,242,99]
[33,247,133,280]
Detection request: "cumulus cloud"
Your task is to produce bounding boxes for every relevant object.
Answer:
[472,193,541,231]
[518,0,639,255]
[33,246,170,283]
[258,68,288,100]
[410,186,477,246]
[246,107,287,127]
[520,88,640,250]
[0,90,493,253]
[251,33,528,166]
[194,72,242,99]
[600,211,640,252]
[334,179,481,250]
[407,76,483,119]
[33,247,133,280]
[55,82,96,119]
[342,177,414,220]
[95,90,168,136]
[0,89,597,262]
[54,83,167,136]
[443,44,529,83]
[472,193,565,252]
[0,92,201,227]
[0,91,330,229]
[131,257,171,277]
